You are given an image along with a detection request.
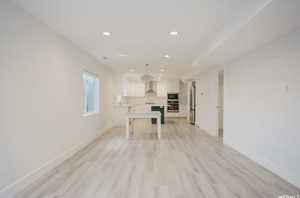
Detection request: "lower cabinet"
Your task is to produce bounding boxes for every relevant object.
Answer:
[151,106,165,124]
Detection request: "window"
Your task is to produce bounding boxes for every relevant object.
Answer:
[83,72,99,115]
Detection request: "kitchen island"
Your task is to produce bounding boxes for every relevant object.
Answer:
[126,112,161,139]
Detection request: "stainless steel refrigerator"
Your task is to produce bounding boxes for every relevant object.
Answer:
[189,81,196,124]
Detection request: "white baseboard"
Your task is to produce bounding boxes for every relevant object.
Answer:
[0,124,113,198]
[224,140,300,189]
[195,124,218,137]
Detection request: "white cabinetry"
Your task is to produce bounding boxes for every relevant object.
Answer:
[167,80,179,92]
[157,80,167,97]
[124,79,145,96]
[123,78,180,97]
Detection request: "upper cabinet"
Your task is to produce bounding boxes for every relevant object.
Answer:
[167,80,179,93]
[157,79,180,96]
[122,75,181,97]
[157,80,167,97]
[123,79,145,97]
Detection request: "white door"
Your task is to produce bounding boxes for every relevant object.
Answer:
[195,70,219,136]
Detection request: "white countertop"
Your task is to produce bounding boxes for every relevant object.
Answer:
[126,112,161,118]
[122,103,165,107]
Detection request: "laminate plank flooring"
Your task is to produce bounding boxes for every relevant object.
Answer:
[15,118,299,198]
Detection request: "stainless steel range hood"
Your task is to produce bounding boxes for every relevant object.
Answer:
[145,81,157,97]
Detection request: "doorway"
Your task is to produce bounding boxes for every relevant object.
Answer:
[218,70,224,137]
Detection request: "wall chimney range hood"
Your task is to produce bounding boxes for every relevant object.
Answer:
[140,64,156,97]
[145,80,156,97]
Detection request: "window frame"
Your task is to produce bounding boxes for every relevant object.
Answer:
[83,71,100,117]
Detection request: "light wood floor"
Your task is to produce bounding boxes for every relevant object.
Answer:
[16,118,299,198]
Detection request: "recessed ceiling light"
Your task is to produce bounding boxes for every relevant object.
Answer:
[164,54,170,58]
[102,32,111,36]
[119,54,128,57]
[160,69,165,72]
[169,31,179,36]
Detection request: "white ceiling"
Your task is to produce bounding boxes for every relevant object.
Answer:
[194,0,300,67]
[11,0,300,78]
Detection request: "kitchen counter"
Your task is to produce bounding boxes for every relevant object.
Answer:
[126,112,161,139]
[117,103,165,113]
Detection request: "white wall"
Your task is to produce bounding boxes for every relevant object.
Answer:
[195,68,219,136]
[224,28,300,188]
[0,1,115,196]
